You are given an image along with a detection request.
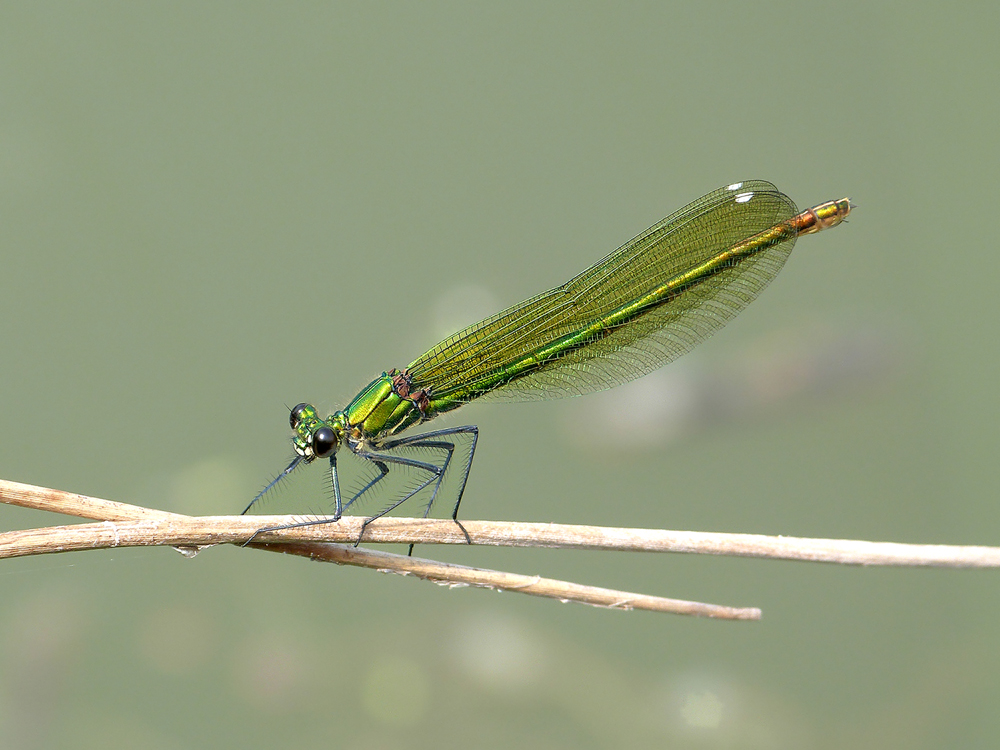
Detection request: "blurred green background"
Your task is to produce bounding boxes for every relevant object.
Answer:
[1,2,998,748]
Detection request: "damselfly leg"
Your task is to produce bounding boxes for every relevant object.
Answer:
[357,425,479,552]
[244,425,478,554]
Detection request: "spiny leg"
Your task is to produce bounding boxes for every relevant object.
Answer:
[443,426,478,524]
[377,425,479,551]
[351,449,443,547]
[241,455,305,515]
[342,459,389,514]
[378,438,455,556]
[243,454,343,546]
[381,425,479,522]
[391,439,455,519]
[243,426,479,551]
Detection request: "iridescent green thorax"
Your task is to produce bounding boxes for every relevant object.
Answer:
[340,370,429,439]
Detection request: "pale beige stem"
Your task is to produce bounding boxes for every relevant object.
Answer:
[0,478,757,619]
[4,477,1000,621]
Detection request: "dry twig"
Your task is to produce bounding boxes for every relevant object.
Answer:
[3,478,999,619]
[0,479,757,619]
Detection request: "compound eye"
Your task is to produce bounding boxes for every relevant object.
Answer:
[290,403,311,430]
[312,426,338,458]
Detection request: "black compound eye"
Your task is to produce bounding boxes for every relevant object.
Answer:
[312,426,338,458]
[290,403,311,430]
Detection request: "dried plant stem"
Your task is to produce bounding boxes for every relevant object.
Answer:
[0,516,754,619]
[0,478,170,521]
[257,541,759,619]
[4,511,999,569]
[3,478,998,568]
[0,479,757,618]
[3,478,1000,619]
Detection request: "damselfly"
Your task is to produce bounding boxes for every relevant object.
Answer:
[243,181,851,546]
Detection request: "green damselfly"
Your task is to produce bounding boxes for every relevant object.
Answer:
[243,181,851,545]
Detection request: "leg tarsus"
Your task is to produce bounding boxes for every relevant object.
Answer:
[242,509,344,547]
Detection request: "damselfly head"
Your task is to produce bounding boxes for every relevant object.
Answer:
[289,403,344,460]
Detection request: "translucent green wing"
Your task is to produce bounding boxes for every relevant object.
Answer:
[407,181,798,403]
